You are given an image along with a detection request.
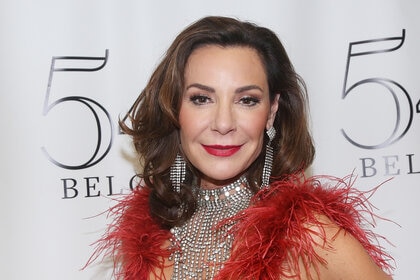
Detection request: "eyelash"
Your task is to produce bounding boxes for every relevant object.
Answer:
[238,96,261,106]
[188,95,261,107]
[189,95,212,105]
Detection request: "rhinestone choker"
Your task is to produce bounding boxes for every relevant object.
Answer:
[169,177,252,279]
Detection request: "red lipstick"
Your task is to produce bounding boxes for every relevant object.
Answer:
[202,145,241,157]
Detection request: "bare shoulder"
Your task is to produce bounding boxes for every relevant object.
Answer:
[302,214,392,280]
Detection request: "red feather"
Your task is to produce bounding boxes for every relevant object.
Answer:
[87,175,394,279]
[215,174,394,279]
[87,187,172,279]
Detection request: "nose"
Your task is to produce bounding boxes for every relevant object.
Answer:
[211,102,236,135]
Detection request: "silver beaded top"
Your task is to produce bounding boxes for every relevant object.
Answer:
[169,177,252,279]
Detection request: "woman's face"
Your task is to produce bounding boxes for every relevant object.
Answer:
[179,45,279,189]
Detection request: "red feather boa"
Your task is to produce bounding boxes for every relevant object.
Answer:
[215,175,393,279]
[87,186,172,280]
[88,175,393,279]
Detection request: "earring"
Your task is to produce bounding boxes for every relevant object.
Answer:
[170,153,186,193]
[262,127,276,188]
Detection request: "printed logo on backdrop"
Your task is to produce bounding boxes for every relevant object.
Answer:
[42,31,419,199]
[341,29,420,177]
[42,50,138,199]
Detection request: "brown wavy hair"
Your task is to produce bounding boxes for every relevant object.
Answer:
[121,16,315,229]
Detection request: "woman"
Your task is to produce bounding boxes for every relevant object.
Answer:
[91,16,393,279]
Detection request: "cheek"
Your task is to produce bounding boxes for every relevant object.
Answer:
[179,110,190,144]
[252,124,267,153]
[179,106,201,148]
[244,111,269,156]
[242,111,269,139]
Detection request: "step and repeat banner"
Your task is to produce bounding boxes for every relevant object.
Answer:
[1,1,418,279]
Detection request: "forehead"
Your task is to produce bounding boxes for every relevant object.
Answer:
[184,45,267,82]
[187,44,262,64]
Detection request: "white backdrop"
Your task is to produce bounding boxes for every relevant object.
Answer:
[1,1,418,279]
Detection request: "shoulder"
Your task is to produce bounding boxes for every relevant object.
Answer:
[304,214,392,279]
[222,175,393,279]
[265,175,393,279]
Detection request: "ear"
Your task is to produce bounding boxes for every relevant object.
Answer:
[266,94,280,130]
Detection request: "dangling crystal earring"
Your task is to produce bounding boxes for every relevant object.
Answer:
[170,153,186,193]
[262,127,276,188]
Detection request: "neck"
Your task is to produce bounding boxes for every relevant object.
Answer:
[199,173,246,190]
[170,175,253,279]
[196,176,249,206]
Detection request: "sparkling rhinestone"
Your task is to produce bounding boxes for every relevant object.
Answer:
[170,176,251,280]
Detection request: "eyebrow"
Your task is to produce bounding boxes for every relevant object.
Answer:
[186,83,264,93]
[235,85,264,94]
[186,83,215,93]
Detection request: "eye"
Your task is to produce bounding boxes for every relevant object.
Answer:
[238,96,261,107]
[189,94,212,105]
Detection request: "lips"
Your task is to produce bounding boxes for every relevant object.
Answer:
[202,144,242,157]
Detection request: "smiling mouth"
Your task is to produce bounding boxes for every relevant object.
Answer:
[202,145,242,157]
